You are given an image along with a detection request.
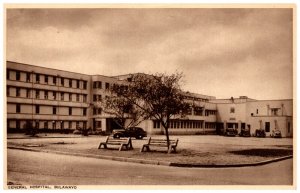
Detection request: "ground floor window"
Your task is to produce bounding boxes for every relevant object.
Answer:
[265,122,270,132]
[153,120,161,129]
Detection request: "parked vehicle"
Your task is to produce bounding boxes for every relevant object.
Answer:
[239,128,251,137]
[225,128,238,137]
[255,129,266,137]
[271,130,282,138]
[112,127,147,139]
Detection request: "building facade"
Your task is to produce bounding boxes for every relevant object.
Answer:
[6,61,293,137]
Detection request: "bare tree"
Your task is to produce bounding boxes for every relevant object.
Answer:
[107,72,190,148]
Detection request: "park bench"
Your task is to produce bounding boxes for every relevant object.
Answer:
[98,136,133,151]
[140,137,179,153]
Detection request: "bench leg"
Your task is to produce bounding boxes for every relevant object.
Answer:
[141,145,150,152]
[168,145,176,154]
[98,143,107,149]
[119,144,125,151]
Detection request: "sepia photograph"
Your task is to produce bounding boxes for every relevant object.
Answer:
[4,4,295,189]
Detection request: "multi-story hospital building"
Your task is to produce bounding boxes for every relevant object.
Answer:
[6,61,293,137]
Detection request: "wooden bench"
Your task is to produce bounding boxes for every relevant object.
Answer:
[140,137,179,153]
[98,136,133,151]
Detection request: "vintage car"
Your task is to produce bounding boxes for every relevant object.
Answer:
[112,127,147,139]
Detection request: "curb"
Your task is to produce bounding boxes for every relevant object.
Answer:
[7,146,292,168]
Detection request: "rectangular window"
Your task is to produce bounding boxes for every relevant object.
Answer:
[26,89,30,98]
[36,105,40,114]
[265,122,270,132]
[7,86,10,96]
[76,94,80,102]
[230,107,235,113]
[256,109,259,114]
[44,122,48,129]
[61,77,64,86]
[105,82,110,90]
[16,71,20,81]
[69,121,72,129]
[83,108,86,116]
[61,92,64,100]
[97,121,102,128]
[93,108,97,115]
[16,88,20,97]
[7,69,10,80]
[53,91,57,100]
[36,74,40,83]
[45,91,48,99]
[69,93,72,101]
[83,81,87,89]
[16,120,20,129]
[77,80,80,88]
[98,95,102,101]
[288,122,291,133]
[97,108,102,115]
[36,90,40,99]
[16,104,21,113]
[53,76,57,84]
[93,82,97,89]
[69,107,72,115]
[271,109,278,116]
[45,75,48,83]
[69,79,72,87]
[93,95,97,101]
[83,95,87,102]
[98,81,102,89]
[53,107,56,115]
[26,72,30,82]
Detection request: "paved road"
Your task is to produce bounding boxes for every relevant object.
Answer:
[7,149,293,185]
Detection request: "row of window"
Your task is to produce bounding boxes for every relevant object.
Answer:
[93,81,110,90]
[7,69,87,89]
[93,108,102,115]
[153,120,215,129]
[7,86,87,102]
[8,120,87,130]
[14,104,87,116]
[186,108,216,116]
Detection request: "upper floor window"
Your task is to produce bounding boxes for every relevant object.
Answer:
[16,104,21,113]
[76,94,80,102]
[69,93,72,101]
[69,107,72,115]
[77,80,80,88]
[83,95,87,103]
[45,75,48,83]
[35,105,40,114]
[53,107,57,115]
[61,92,64,100]
[61,78,64,86]
[36,74,40,83]
[53,76,57,85]
[7,86,10,96]
[26,89,30,98]
[83,81,87,89]
[271,108,279,116]
[36,90,40,99]
[16,88,20,97]
[26,72,31,82]
[230,107,235,113]
[53,91,57,100]
[69,79,73,88]
[7,70,10,80]
[83,108,86,116]
[45,91,48,99]
[16,71,20,81]
[105,82,110,90]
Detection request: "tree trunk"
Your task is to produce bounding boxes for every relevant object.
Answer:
[165,127,170,149]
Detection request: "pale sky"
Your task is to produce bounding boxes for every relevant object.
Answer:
[6,8,293,100]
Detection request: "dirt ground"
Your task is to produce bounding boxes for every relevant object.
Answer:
[6,134,293,165]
